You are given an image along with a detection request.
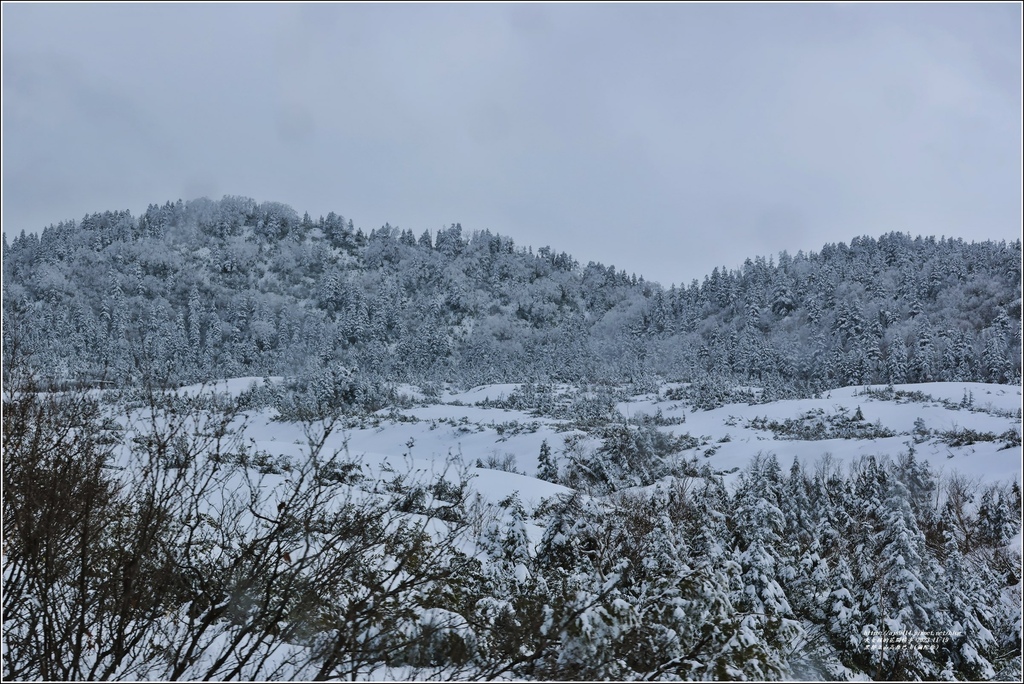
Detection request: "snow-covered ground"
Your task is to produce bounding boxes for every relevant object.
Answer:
[124,378,1023,504]
[617,382,1022,487]
[110,377,1021,595]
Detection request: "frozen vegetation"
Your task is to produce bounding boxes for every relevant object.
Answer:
[2,196,1021,680]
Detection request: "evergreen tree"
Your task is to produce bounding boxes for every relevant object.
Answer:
[536,439,557,482]
[729,455,803,677]
[864,477,940,679]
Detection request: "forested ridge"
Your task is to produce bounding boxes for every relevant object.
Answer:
[2,195,1020,394]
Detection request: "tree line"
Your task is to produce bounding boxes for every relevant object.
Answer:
[2,196,1020,394]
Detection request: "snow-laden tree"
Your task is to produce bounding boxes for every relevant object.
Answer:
[862,476,942,679]
[728,454,803,678]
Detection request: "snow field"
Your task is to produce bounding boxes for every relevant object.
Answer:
[108,379,1021,510]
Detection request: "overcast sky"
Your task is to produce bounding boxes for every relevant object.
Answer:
[3,2,1020,286]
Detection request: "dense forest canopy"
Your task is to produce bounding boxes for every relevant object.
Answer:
[2,195,1020,395]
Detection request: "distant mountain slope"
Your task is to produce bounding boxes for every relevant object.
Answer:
[3,195,1020,392]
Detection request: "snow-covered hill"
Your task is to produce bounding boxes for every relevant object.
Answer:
[182,378,1021,500]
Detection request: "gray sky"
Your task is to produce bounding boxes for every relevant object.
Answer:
[3,2,1021,287]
